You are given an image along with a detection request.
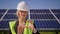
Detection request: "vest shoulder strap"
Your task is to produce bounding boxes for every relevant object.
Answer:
[9,21,16,34]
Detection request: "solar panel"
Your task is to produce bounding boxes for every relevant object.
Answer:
[51,9,60,13]
[0,9,60,31]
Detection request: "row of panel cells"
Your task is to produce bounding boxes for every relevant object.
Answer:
[7,9,17,13]
[3,14,18,19]
[30,14,55,19]
[0,9,60,13]
[3,14,28,19]
[7,9,60,13]
[3,14,55,19]
[7,9,51,13]
[55,14,60,19]
[34,20,60,28]
[0,20,60,29]
[0,14,3,19]
[0,20,9,28]
[51,9,60,13]
[30,9,51,13]
[0,9,7,13]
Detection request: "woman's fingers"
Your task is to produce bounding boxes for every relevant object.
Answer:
[27,19,33,24]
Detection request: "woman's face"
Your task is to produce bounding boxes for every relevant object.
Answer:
[17,10,28,19]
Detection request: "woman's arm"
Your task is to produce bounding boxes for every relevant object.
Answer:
[27,20,39,34]
[33,23,39,34]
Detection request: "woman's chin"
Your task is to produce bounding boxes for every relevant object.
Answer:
[21,17,25,19]
[19,16,26,19]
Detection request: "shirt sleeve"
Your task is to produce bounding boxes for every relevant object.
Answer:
[32,23,39,34]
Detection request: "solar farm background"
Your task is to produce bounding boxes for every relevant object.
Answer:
[0,9,60,34]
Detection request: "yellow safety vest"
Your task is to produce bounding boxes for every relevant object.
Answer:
[9,20,34,34]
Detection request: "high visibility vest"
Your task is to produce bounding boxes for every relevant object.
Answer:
[23,20,34,34]
[9,21,16,34]
[9,20,34,34]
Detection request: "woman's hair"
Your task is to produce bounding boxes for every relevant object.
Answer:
[16,10,19,17]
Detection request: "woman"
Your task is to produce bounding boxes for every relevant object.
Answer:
[9,1,39,34]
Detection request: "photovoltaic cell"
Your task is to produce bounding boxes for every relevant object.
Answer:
[0,9,7,13]
[30,14,55,19]
[7,9,17,13]
[51,9,60,13]
[0,20,9,28]
[0,14,3,19]
[34,20,40,28]
[30,9,51,13]
[55,14,60,19]
[34,20,60,28]
[3,14,18,19]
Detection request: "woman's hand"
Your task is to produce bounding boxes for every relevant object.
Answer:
[27,20,37,33]
[17,22,26,34]
[18,22,26,31]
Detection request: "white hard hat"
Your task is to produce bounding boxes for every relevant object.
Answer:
[17,1,29,11]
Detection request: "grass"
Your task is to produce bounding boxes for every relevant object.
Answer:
[0,31,60,34]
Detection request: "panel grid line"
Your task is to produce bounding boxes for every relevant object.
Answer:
[2,19,56,21]
[0,9,9,22]
[0,13,60,14]
[49,9,60,24]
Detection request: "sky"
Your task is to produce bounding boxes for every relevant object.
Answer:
[0,0,60,9]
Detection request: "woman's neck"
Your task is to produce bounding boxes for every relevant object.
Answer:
[18,18,25,23]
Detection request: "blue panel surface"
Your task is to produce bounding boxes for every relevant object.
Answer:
[51,9,60,13]
[55,14,60,19]
[7,9,17,13]
[30,9,50,13]
[3,14,17,19]
[34,20,60,28]
[30,14,55,19]
[0,9,7,13]
[0,14,3,19]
